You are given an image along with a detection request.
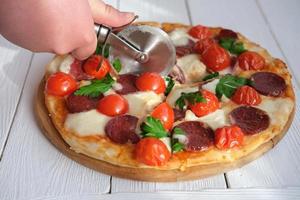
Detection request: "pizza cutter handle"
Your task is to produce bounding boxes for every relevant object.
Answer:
[94,24,148,63]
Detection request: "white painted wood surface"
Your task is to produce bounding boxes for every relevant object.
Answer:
[0,0,300,199]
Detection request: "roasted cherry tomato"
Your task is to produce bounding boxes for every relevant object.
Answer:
[189,90,220,117]
[97,94,128,116]
[231,85,262,106]
[194,38,216,55]
[201,44,231,71]
[135,137,171,166]
[151,102,174,131]
[83,55,110,79]
[237,51,265,70]
[136,72,166,94]
[188,25,212,40]
[215,125,244,150]
[46,72,77,97]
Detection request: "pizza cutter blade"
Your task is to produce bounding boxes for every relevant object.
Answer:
[95,24,176,76]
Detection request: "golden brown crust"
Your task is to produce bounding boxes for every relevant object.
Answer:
[42,22,295,172]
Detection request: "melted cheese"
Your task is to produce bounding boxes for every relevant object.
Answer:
[160,137,171,152]
[201,78,230,102]
[169,28,193,46]
[166,85,199,107]
[123,91,164,117]
[59,55,74,74]
[46,55,74,74]
[177,54,207,83]
[64,109,111,136]
[185,109,228,130]
[173,134,188,145]
[47,56,64,74]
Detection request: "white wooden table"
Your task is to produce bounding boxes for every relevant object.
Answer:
[1,0,300,199]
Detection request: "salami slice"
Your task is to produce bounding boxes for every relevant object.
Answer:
[250,72,286,97]
[70,59,92,80]
[168,65,186,84]
[216,29,238,40]
[115,74,138,95]
[229,106,270,135]
[105,115,140,144]
[175,40,195,57]
[173,108,185,121]
[173,121,214,151]
[66,92,102,113]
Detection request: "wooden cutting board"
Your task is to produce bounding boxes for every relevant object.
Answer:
[34,78,295,182]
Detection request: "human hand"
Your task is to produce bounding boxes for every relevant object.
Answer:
[0,0,134,60]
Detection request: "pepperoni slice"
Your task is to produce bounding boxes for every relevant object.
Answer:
[216,29,238,40]
[250,72,286,97]
[115,74,138,95]
[175,40,195,57]
[70,59,92,80]
[229,106,270,135]
[105,115,140,144]
[168,65,186,84]
[173,108,185,121]
[66,92,102,113]
[173,121,214,151]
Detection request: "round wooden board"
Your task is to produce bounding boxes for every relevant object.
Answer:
[35,78,295,182]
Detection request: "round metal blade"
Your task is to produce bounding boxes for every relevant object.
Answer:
[109,25,176,76]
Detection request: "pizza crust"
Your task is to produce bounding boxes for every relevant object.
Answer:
[41,22,295,173]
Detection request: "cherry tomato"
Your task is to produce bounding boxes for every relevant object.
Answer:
[97,94,128,116]
[134,137,171,166]
[231,85,262,106]
[83,55,110,79]
[215,125,244,150]
[136,72,166,94]
[188,25,212,40]
[201,44,231,71]
[194,38,216,55]
[237,51,265,70]
[46,72,77,97]
[151,102,174,131]
[189,90,220,117]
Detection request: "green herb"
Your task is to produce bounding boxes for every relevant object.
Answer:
[172,140,184,153]
[215,74,249,99]
[112,58,122,72]
[173,127,185,135]
[202,72,219,81]
[95,43,110,58]
[175,91,206,110]
[140,116,169,138]
[74,74,114,98]
[219,38,246,55]
[165,77,175,96]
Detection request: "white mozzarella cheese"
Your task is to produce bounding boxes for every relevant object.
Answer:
[103,89,116,96]
[201,78,230,102]
[160,137,172,152]
[185,109,228,130]
[112,82,123,91]
[47,56,64,74]
[79,80,91,87]
[169,28,192,46]
[177,54,207,83]
[256,97,294,126]
[58,55,74,74]
[64,109,111,136]
[173,133,188,145]
[166,85,199,107]
[218,67,233,75]
[123,91,164,117]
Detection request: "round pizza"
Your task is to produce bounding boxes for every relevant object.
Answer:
[41,22,295,179]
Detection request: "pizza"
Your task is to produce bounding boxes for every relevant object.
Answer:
[41,22,295,177]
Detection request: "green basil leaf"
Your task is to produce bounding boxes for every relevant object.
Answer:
[165,77,175,96]
[202,72,220,81]
[112,58,122,72]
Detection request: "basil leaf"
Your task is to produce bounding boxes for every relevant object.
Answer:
[172,140,184,153]
[202,72,219,81]
[165,77,175,96]
[95,43,110,58]
[216,74,249,99]
[112,58,122,72]
[175,92,206,110]
[219,38,246,55]
[173,127,185,135]
[140,116,168,138]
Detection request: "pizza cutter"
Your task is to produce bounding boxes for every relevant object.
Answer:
[94,23,176,76]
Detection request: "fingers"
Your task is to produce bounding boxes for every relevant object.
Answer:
[89,0,135,27]
[71,32,97,60]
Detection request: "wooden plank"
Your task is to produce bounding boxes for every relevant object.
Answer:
[0,36,32,156]
[0,53,111,200]
[188,0,300,188]
[110,0,226,192]
[258,0,300,86]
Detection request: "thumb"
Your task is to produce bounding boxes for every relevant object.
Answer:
[89,0,135,27]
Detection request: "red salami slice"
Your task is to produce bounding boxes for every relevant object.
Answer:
[168,65,186,84]
[66,92,102,113]
[175,40,195,57]
[105,115,140,144]
[173,121,214,151]
[216,29,238,40]
[70,59,92,80]
[173,108,185,121]
[229,106,270,135]
[250,72,286,97]
[115,74,138,95]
